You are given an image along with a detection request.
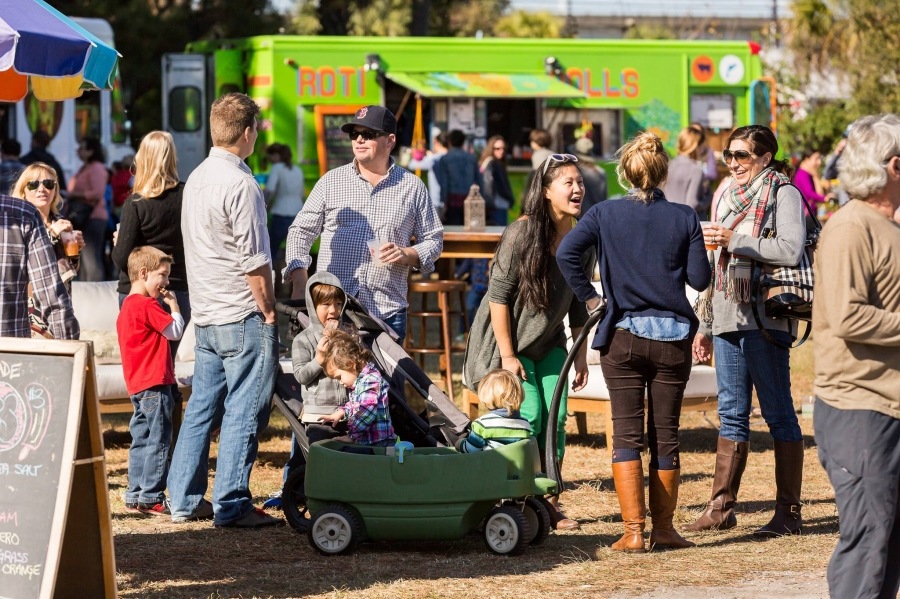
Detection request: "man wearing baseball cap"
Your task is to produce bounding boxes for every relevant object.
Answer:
[284,105,443,341]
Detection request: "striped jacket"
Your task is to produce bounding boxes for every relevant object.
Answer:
[460,409,531,453]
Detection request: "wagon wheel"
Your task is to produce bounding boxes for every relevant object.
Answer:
[484,505,530,556]
[523,497,552,545]
[308,504,363,556]
[282,466,310,533]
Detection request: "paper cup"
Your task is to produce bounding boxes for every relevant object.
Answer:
[367,239,386,266]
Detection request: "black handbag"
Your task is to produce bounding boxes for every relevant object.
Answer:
[750,184,822,348]
[62,198,94,230]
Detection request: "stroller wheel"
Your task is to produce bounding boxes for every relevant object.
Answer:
[523,497,552,545]
[484,505,530,556]
[282,466,310,533]
[308,504,364,556]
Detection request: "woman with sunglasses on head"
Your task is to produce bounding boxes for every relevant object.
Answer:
[464,152,593,531]
[558,132,711,553]
[111,131,190,364]
[478,135,515,225]
[685,124,807,538]
[12,163,85,337]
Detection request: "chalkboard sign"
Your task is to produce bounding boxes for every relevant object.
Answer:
[0,339,116,599]
[314,104,365,175]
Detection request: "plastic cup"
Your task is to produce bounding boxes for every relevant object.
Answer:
[367,239,386,266]
[699,221,717,251]
[60,231,80,258]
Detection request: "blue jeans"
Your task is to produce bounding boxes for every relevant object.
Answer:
[167,313,279,524]
[381,309,407,344]
[126,386,174,504]
[713,329,802,443]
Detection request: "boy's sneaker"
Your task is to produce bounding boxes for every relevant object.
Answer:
[137,499,171,517]
[215,507,284,529]
[262,491,283,510]
[171,499,215,523]
[124,501,142,513]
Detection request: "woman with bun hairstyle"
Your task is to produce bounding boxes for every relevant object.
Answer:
[685,125,806,538]
[557,132,711,553]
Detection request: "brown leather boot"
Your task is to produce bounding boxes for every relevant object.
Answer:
[648,468,695,550]
[754,440,803,537]
[611,460,646,553]
[683,437,749,532]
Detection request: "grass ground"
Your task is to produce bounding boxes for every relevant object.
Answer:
[104,341,836,598]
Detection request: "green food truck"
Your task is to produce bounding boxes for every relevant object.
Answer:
[162,36,774,197]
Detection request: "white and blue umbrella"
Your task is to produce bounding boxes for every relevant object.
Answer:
[0,0,120,102]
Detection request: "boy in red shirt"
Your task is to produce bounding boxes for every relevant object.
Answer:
[117,246,185,516]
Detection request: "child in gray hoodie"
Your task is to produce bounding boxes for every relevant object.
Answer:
[265,272,349,509]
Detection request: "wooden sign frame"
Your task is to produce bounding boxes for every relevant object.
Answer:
[313,104,366,176]
[0,339,116,599]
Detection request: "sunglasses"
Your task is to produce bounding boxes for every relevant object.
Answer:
[26,179,57,191]
[348,129,387,141]
[722,149,756,165]
[541,153,579,177]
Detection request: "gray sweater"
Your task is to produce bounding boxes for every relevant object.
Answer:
[463,219,592,392]
[703,183,806,337]
[291,272,350,409]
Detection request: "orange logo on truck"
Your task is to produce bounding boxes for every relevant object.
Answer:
[692,56,714,83]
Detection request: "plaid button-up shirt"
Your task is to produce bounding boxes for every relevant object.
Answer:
[0,195,79,339]
[284,159,443,321]
[342,362,395,446]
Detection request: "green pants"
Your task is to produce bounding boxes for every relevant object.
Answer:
[518,346,568,462]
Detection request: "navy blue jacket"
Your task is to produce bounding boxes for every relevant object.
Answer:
[557,189,711,350]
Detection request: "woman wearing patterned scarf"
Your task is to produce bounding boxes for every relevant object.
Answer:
[685,125,807,538]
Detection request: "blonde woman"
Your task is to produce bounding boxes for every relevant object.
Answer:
[12,163,85,336]
[111,131,190,350]
[558,132,711,553]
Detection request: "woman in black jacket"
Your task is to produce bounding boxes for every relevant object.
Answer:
[111,131,189,355]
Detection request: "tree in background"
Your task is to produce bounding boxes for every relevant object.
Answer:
[778,0,900,155]
[494,10,565,38]
[289,0,512,37]
[52,0,285,144]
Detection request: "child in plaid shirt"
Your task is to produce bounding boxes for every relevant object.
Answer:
[318,329,396,447]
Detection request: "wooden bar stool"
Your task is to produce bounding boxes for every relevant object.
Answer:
[405,279,468,402]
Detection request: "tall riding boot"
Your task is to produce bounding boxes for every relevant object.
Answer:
[611,460,646,553]
[648,469,695,550]
[683,437,749,531]
[754,440,803,537]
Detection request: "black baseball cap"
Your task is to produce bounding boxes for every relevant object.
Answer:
[340,105,397,135]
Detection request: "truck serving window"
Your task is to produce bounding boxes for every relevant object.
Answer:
[169,86,203,132]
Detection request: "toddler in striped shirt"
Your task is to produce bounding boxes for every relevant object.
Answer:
[459,369,531,453]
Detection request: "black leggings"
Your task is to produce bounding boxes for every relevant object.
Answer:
[600,330,692,465]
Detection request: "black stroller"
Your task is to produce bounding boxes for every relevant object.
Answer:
[271,296,471,532]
